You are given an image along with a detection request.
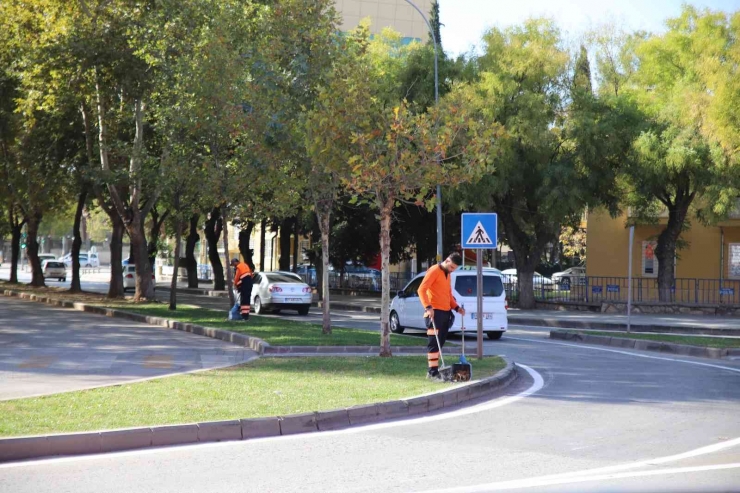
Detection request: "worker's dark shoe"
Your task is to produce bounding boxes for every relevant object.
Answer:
[241,315,249,321]
[426,370,443,382]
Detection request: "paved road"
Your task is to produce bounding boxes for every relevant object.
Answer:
[0,296,256,400]
[1,324,739,492]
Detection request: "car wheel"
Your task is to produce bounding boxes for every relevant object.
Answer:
[390,311,404,334]
[253,296,264,314]
[486,331,503,340]
[297,305,309,316]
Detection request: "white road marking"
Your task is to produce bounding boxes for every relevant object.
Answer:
[506,336,740,374]
[0,365,544,468]
[422,463,740,492]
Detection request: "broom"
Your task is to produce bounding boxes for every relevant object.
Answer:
[451,303,472,382]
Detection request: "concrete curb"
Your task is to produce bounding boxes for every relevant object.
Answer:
[1,288,270,355]
[0,360,519,463]
[549,330,740,360]
[521,317,740,336]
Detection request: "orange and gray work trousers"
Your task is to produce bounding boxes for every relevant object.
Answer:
[426,309,453,374]
[237,276,253,320]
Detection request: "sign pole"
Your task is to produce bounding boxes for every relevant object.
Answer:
[476,248,483,359]
[628,226,634,333]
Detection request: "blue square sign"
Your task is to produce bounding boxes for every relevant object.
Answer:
[461,213,497,249]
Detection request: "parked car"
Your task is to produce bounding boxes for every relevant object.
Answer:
[389,268,508,340]
[500,269,555,289]
[551,266,586,288]
[294,264,317,287]
[61,252,99,268]
[249,271,312,315]
[42,260,67,282]
[123,265,156,292]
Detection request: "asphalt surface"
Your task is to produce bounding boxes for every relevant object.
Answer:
[0,296,256,400]
[1,267,739,492]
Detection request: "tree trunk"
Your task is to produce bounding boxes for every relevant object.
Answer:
[317,207,331,334]
[70,189,87,293]
[169,219,182,310]
[292,218,299,272]
[147,208,169,269]
[205,206,225,290]
[378,199,393,357]
[130,219,154,301]
[81,208,90,251]
[223,208,235,306]
[655,196,692,302]
[185,214,200,288]
[259,219,266,271]
[517,265,537,309]
[108,214,125,298]
[415,242,423,274]
[9,221,23,284]
[238,220,255,271]
[279,217,293,271]
[26,212,45,287]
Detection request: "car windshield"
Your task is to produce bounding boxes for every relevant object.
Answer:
[454,275,504,297]
[45,262,64,268]
[266,273,304,283]
[126,266,136,273]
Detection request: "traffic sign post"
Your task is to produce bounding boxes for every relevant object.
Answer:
[461,214,497,359]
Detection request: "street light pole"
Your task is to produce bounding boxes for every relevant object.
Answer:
[403,0,442,262]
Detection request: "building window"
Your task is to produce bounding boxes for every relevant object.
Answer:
[729,243,740,279]
[642,241,658,277]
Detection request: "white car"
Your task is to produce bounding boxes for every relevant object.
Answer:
[249,271,313,315]
[500,269,555,288]
[551,266,586,287]
[123,265,156,292]
[42,260,67,282]
[61,252,100,268]
[389,267,508,340]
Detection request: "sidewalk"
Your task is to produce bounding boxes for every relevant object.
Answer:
[159,283,740,336]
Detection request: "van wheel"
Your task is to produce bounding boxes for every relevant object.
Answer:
[390,312,404,334]
[486,331,503,340]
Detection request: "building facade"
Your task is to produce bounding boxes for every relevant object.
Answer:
[586,208,740,305]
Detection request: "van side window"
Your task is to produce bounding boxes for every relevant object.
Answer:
[403,277,423,297]
[454,276,504,297]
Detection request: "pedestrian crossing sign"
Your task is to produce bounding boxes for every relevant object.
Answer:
[461,213,497,249]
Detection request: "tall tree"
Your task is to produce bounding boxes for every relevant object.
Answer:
[308,25,490,355]
[449,20,639,308]
[605,7,740,299]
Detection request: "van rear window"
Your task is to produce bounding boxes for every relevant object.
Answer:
[454,276,504,297]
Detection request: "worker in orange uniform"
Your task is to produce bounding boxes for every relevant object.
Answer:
[418,253,466,380]
[231,258,253,320]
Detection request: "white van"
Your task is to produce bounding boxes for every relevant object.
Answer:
[389,267,508,340]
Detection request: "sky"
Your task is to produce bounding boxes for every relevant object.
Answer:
[438,0,740,57]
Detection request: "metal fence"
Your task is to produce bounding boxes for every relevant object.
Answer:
[504,275,740,306]
[295,270,740,306]
[295,271,413,293]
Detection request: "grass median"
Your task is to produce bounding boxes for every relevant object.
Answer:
[111,303,425,347]
[0,356,507,437]
[0,282,424,347]
[581,330,740,348]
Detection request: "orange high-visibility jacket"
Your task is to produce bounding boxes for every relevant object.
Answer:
[418,264,459,312]
[234,262,252,287]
